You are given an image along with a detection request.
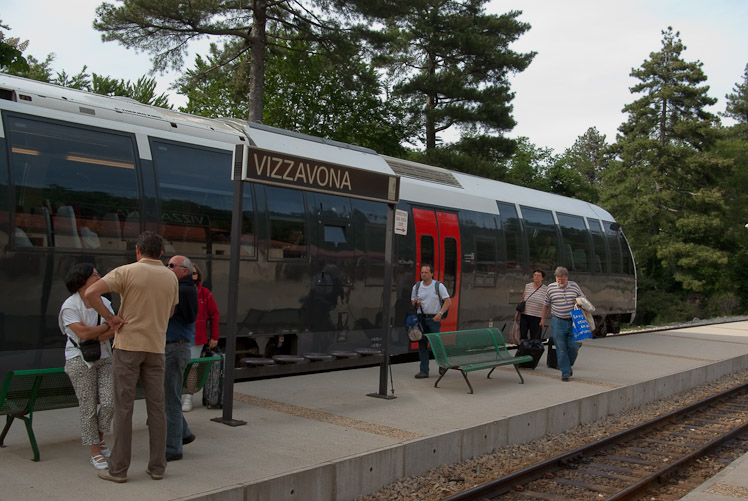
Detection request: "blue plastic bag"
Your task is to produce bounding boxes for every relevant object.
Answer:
[571,307,593,341]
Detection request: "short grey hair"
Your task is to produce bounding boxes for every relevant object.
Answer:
[554,266,569,277]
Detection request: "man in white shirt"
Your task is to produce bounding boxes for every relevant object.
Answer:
[410,264,451,379]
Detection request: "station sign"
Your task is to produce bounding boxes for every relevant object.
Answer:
[233,144,399,205]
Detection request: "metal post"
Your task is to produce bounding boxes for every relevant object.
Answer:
[212,177,247,426]
[368,203,396,399]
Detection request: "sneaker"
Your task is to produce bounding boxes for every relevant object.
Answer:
[99,440,111,458]
[414,372,429,379]
[90,454,108,470]
[182,394,193,412]
[98,470,127,483]
[183,433,196,445]
[146,468,164,480]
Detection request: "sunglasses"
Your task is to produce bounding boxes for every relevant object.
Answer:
[167,263,188,270]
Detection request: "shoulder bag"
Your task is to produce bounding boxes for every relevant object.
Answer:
[516,285,541,312]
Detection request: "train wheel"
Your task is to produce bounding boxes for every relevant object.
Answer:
[593,317,608,338]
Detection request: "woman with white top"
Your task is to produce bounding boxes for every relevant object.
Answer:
[59,263,116,470]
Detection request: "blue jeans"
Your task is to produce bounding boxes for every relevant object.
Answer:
[417,317,441,374]
[551,316,578,378]
[164,342,193,455]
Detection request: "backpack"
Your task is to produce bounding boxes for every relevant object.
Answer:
[415,280,449,319]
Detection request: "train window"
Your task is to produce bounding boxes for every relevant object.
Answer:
[620,233,635,275]
[474,237,497,287]
[603,220,622,274]
[364,224,385,286]
[497,202,522,269]
[557,213,591,272]
[152,139,254,257]
[323,225,346,244]
[312,193,352,219]
[443,237,457,296]
[420,234,435,271]
[267,186,307,260]
[6,114,140,250]
[354,199,388,287]
[587,218,607,273]
[521,206,559,272]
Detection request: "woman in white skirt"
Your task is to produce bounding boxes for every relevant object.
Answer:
[59,263,116,470]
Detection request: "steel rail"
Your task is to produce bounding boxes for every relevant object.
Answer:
[444,381,748,501]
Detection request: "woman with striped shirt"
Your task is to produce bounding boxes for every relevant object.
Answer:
[514,270,547,341]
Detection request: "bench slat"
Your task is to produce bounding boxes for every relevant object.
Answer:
[424,328,531,393]
[1,356,220,461]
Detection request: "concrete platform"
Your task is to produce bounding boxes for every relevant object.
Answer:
[2,321,748,500]
[683,450,748,500]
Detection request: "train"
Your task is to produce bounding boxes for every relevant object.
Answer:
[0,73,636,381]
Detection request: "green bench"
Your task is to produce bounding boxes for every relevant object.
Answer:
[424,328,533,394]
[0,356,220,461]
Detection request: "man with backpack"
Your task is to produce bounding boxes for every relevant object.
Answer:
[410,264,451,379]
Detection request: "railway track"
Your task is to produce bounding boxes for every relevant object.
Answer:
[444,381,748,501]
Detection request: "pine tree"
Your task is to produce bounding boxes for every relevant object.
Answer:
[723,63,748,124]
[368,0,534,159]
[601,28,731,322]
[561,127,611,191]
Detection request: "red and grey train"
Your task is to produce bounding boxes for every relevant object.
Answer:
[0,74,636,380]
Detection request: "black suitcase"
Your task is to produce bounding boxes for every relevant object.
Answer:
[546,338,558,369]
[202,348,224,409]
[516,339,544,369]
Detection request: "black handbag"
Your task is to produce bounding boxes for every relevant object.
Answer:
[71,338,102,362]
[69,313,102,362]
[516,285,541,313]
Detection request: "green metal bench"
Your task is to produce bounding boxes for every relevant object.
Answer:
[0,356,220,461]
[424,328,533,394]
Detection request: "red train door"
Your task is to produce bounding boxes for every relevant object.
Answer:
[412,208,461,331]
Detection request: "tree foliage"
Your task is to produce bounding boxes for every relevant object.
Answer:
[601,28,734,323]
[178,38,416,155]
[94,0,358,122]
[723,63,748,124]
[6,52,171,107]
[560,127,611,199]
[365,0,534,158]
[0,21,30,73]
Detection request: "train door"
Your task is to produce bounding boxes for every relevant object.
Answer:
[412,208,461,331]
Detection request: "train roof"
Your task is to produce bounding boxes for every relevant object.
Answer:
[384,156,616,222]
[0,73,615,223]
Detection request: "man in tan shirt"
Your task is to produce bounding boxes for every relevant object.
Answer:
[86,231,178,482]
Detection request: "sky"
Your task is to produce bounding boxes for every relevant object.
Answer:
[3,0,748,154]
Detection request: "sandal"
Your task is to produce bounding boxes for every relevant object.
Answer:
[99,440,111,458]
[90,454,108,470]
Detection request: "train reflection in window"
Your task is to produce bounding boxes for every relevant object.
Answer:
[7,114,139,250]
[557,213,591,272]
[267,186,306,260]
[152,139,254,257]
[521,206,559,272]
[474,237,497,287]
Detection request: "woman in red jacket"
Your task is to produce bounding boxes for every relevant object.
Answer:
[182,264,220,412]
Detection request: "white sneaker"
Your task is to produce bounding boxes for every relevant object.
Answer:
[90,454,108,470]
[182,394,193,412]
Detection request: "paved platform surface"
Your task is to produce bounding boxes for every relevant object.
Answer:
[2,321,748,500]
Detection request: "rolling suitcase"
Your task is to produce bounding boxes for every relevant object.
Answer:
[202,347,225,409]
[516,338,544,369]
[546,338,558,369]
